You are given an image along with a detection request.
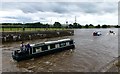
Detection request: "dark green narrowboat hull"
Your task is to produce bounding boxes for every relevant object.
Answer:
[12,45,75,62]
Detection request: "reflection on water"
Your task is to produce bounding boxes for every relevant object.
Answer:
[2,28,118,72]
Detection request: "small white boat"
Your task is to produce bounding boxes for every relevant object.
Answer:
[93,31,102,36]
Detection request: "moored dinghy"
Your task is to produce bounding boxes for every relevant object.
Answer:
[12,38,75,62]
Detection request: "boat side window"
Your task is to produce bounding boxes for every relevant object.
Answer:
[48,45,50,50]
[42,45,48,51]
[66,42,70,46]
[50,44,55,49]
[55,44,59,48]
[36,47,42,52]
[60,42,66,47]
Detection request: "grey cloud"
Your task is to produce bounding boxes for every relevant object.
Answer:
[68,2,117,14]
[3,16,33,22]
[4,16,49,23]
[2,2,117,14]
[1,2,67,13]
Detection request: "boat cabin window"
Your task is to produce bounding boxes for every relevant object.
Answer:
[48,45,50,50]
[50,44,55,49]
[55,44,59,48]
[42,45,48,51]
[60,42,66,47]
[66,42,70,46]
[35,47,42,52]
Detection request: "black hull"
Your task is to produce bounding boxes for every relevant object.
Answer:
[12,45,75,62]
[93,35,101,36]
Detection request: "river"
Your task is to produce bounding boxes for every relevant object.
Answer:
[1,28,118,72]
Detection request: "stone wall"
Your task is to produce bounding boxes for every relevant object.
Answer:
[1,30,74,43]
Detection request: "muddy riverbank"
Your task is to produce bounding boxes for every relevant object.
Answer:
[1,30,74,43]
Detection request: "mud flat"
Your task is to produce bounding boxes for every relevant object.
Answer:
[1,30,74,43]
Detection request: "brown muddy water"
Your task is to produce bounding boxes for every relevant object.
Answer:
[1,28,118,72]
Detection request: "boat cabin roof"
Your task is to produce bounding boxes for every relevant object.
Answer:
[30,38,72,47]
[45,38,71,44]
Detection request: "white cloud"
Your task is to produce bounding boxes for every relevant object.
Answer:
[74,12,118,25]
[0,2,118,25]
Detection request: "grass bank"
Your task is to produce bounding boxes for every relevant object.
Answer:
[0,28,67,32]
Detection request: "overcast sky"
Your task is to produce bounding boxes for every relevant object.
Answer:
[0,2,118,25]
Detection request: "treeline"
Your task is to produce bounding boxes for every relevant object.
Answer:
[1,22,120,28]
[68,23,120,28]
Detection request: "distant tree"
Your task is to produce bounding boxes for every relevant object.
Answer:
[53,22,62,28]
[77,24,82,28]
[2,23,12,25]
[34,22,43,28]
[73,22,78,28]
[89,24,94,26]
[102,24,107,28]
[89,24,94,28]
[107,25,111,28]
[45,23,50,28]
[95,24,101,28]
[68,24,73,28]
[114,25,120,28]
[85,24,89,28]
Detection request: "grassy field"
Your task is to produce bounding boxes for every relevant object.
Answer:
[0,28,67,32]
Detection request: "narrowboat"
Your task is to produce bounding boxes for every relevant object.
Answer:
[12,38,75,62]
